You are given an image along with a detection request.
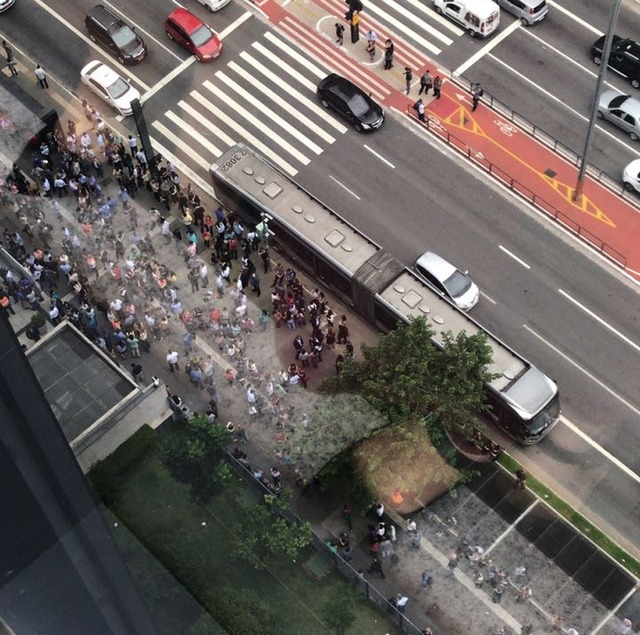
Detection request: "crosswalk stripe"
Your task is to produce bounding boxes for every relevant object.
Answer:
[228,60,337,143]
[177,100,236,147]
[362,1,443,55]
[165,109,222,158]
[215,71,324,155]
[250,42,317,92]
[151,120,210,170]
[191,87,298,176]
[399,0,464,35]
[202,80,311,166]
[244,47,348,133]
[150,139,214,194]
[277,20,390,101]
[263,31,327,80]
[375,0,455,44]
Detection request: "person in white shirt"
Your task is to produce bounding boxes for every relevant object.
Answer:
[166,350,179,372]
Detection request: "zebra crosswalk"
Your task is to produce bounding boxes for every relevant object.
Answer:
[150,29,353,179]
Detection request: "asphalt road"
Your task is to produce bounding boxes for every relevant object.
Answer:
[2,0,640,555]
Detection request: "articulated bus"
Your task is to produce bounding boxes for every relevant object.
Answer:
[210,144,560,444]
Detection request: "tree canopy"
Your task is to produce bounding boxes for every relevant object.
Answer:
[325,316,496,434]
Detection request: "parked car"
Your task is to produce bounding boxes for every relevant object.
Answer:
[80,60,141,116]
[597,91,640,141]
[622,159,640,193]
[195,0,231,12]
[433,0,500,38]
[0,0,16,12]
[85,5,146,65]
[415,251,480,311]
[165,8,222,62]
[316,73,384,132]
[591,35,640,90]
[496,0,547,25]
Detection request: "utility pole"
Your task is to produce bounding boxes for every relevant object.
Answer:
[573,0,623,202]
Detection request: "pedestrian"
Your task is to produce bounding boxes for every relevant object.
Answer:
[335,22,345,46]
[393,594,408,614]
[368,556,385,578]
[419,71,432,96]
[131,363,143,383]
[433,76,442,99]
[250,271,261,296]
[128,134,138,156]
[366,38,376,62]
[34,64,49,89]
[447,552,458,575]
[366,28,377,45]
[404,67,413,94]
[413,98,425,122]
[3,40,18,77]
[515,468,527,489]
[127,334,140,358]
[384,39,394,70]
[337,314,349,344]
[420,569,432,589]
[166,349,179,372]
[620,618,633,635]
[471,82,484,111]
[183,331,194,356]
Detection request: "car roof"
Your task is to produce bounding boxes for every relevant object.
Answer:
[82,61,119,84]
[416,252,457,282]
[602,90,640,116]
[86,4,121,28]
[167,7,203,33]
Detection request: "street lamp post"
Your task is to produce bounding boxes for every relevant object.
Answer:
[573,0,623,203]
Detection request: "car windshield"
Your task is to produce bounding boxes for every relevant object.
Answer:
[190,24,213,48]
[105,76,131,99]
[443,270,471,298]
[346,93,370,117]
[527,397,560,436]
[111,25,136,48]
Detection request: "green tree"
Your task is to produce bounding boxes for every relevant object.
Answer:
[321,586,358,635]
[162,416,232,503]
[324,316,496,437]
[232,489,312,570]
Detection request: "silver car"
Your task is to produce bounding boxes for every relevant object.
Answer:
[496,0,547,25]
[598,91,640,141]
[415,251,480,311]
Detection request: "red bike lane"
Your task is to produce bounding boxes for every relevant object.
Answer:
[257,0,640,282]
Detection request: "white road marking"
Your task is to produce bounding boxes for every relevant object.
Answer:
[399,0,464,35]
[228,60,337,143]
[142,56,195,102]
[29,0,150,91]
[374,0,454,45]
[165,109,222,157]
[484,500,538,555]
[454,19,521,76]
[215,71,324,154]
[191,87,297,176]
[363,144,395,168]
[250,43,319,91]
[242,48,348,132]
[523,325,640,418]
[480,291,497,304]
[498,245,531,269]
[177,99,235,147]
[547,0,602,36]
[151,120,209,169]
[263,30,327,79]
[218,11,252,40]
[203,80,311,165]
[329,175,361,200]
[102,0,182,61]
[558,289,640,354]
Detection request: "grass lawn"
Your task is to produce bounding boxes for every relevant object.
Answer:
[91,428,400,635]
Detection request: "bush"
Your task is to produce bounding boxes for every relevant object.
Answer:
[90,425,158,504]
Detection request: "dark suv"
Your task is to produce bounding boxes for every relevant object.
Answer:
[591,35,640,89]
[85,5,146,65]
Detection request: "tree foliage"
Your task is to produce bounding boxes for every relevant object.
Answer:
[162,416,232,503]
[324,316,496,435]
[232,489,312,570]
[321,586,358,635]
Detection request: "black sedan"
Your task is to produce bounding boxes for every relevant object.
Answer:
[317,73,384,132]
[85,4,146,65]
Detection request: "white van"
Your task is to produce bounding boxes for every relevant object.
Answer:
[433,0,500,38]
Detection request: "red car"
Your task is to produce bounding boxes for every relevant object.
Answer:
[165,8,222,62]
